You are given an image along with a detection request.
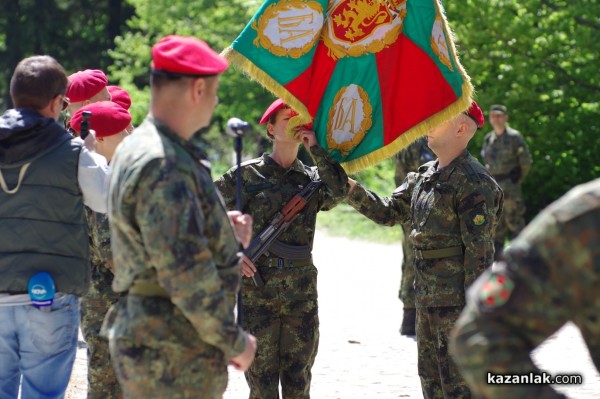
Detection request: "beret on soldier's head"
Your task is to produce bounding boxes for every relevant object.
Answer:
[107,85,131,110]
[66,69,108,103]
[259,99,298,124]
[151,35,228,76]
[70,101,131,138]
[489,104,508,115]
[465,100,485,129]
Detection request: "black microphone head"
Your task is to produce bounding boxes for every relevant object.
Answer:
[226,117,251,137]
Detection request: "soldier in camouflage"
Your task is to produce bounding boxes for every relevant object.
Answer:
[70,100,133,399]
[481,104,532,259]
[347,101,503,399]
[450,178,600,398]
[101,35,257,398]
[215,98,349,399]
[394,137,435,336]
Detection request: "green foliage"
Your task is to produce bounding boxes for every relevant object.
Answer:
[109,0,279,162]
[446,0,600,219]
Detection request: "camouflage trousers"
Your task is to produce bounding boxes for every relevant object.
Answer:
[103,296,229,399]
[417,306,471,399]
[242,264,320,399]
[399,224,416,309]
[494,183,526,259]
[79,265,123,399]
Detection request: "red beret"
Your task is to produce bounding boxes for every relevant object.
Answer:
[70,101,132,138]
[151,35,228,76]
[66,69,108,103]
[259,99,299,124]
[107,85,131,110]
[465,100,484,129]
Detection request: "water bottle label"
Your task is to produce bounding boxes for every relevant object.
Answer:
[28,272,55,308]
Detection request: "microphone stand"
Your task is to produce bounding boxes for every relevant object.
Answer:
[226,118,251,327]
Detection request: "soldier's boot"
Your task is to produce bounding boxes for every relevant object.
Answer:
[399,308,416,336]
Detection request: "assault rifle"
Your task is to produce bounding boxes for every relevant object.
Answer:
[245,180,323,287]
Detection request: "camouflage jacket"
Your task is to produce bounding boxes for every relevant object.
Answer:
[348,150,503,307]
[215,145,349,254]
[394,137,435,186]
[108,116,245,359]
[451,178,600,398]
[84,207,117,295]
[481,126,532,184]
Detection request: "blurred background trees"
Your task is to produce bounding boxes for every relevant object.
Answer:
[1,0,598,218]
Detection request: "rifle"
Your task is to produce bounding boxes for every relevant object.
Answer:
[245,180,323,287]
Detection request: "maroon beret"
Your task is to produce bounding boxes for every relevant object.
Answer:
[66,69,108,103]
[107,85,131,110]
[151,35,228,76]
[465,100,484,129]
[259,99,299,124]
[70,101,131,138]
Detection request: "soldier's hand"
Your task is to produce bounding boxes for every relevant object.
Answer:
[228,211,253,248]
[294,127,317,151]
[230,332,257,371]
[347,177,357,195]
[240,255,257,278]
[84,129,97,152]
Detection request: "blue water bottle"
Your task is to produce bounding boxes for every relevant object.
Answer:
[28,272,55,311]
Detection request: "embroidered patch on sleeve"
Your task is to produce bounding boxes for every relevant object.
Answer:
[479,273,515,309]
[473,214,486,225]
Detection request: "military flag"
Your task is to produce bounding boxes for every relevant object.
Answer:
[223,0,472,172]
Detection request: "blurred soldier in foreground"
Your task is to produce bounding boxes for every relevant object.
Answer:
[451,178,600,398]
[394,137,434,335]
[71,100,132,399]
[347,102,503,398]
[481,104,532,259]
[102,35,257,398]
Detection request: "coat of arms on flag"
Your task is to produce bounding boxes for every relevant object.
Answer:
[223,0,472,172]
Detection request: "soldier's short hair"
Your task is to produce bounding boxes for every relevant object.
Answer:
[10,55,68,111]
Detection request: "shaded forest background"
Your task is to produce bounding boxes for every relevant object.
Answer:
[1,0,598,220]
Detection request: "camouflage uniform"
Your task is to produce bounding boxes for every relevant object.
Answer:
[348,150,503,399]
[214,145,348,399]
[451,178,600,399]
[394,138,435,312]
[80,208,123,398]
[481,126,532,258]
[102,117,246,399]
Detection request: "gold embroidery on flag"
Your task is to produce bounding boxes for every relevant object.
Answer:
[430,12,454,71]
[327,84,372,155]
[252,0,323,58]
[322,0,406,60]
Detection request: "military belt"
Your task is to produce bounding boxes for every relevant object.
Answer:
[263,256,313,268]
[414,246,463,260]
[128,281,170,299]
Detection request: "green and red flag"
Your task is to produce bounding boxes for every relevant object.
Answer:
[223,0,472,172]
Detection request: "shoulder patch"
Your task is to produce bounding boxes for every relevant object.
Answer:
[479,272,515,309]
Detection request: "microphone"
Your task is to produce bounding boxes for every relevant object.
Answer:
[226,117,251,137]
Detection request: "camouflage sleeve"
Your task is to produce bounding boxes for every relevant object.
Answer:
[214,168,237,211]
[91,212,114,272]
[457,177,503,288]
[515,134,533,181]
[135,162,246,359]
[451,212,573,398]
[309,144,350,211]
[346,173,414,226]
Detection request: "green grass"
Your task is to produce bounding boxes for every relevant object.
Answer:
[316,158,404,244]
[317,203,403,244]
